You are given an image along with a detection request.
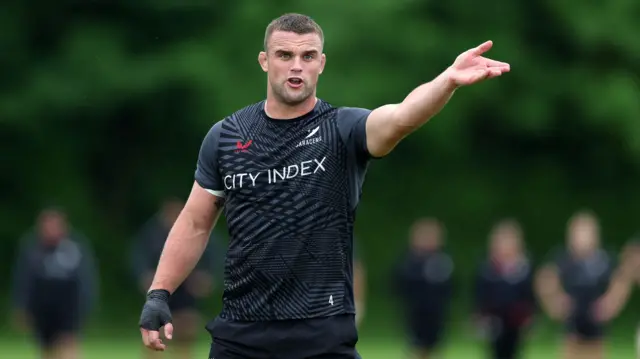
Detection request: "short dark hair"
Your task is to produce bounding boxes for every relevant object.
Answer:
[264,13,324,50]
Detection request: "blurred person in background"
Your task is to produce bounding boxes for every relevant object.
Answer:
[11,207,99,359]
[535,211,630,359]
[130,197,219,359]
[393,218,453,359]
[353,239,367,328]
[619,238,640,358]
[472,219,536,359]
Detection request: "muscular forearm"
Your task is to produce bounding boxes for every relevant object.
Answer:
[367,71,458,157]
[149,214,212,293]
[393,71,457,134]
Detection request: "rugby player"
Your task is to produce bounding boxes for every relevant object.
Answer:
[138,13,509,359]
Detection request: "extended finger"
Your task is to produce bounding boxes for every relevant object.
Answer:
[480,57,510,68]
[140,328,150,347]
[470,40,493,56]
[147,330,165,350]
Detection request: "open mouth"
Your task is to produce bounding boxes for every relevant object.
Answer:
[287,77,303,88]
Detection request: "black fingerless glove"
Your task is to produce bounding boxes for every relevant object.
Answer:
[138,289,172,330]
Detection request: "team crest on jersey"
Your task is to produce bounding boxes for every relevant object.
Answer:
[296,126,322,148]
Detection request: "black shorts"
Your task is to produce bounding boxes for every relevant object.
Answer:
[30,306,80,348]
[207,314,360,359]
[169,285,197,312]
[566,314,604,340]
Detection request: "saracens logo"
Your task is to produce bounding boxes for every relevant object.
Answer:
[296,126,322,148]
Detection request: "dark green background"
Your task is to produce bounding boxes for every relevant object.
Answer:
[1,0,639,338]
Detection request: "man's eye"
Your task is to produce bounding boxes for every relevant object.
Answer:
[303,55,313,60]
[280,54,291,60]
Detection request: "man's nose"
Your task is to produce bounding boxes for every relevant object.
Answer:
[290,56,303,73]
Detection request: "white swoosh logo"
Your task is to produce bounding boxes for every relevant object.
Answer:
[306,126,320,138]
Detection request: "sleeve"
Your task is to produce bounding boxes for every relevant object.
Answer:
[11,240,33,309]
[336,107,377,164]
[194,121,225,197]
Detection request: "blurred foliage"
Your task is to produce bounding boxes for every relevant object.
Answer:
[1,0,640,323]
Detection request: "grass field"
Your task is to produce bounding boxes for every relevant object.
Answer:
[3,332,637,359]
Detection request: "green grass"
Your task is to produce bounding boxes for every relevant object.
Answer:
[2,332,637,359]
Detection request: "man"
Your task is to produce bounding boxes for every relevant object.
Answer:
[11,207,99,359]
[394,218,453,359]
[473,219,535,359]
[535,211,630,359]
[137,13,509,359]
[131,197,219,359]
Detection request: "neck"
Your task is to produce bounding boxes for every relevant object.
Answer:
[265,95,317,120]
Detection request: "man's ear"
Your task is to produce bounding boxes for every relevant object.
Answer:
[319,53,326,75]
[258,51,268,72]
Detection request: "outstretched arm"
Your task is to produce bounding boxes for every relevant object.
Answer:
[365,41,510,157]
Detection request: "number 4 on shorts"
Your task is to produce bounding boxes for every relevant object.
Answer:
[329,295,334,306]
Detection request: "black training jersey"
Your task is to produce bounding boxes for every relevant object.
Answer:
[195,99,373,321]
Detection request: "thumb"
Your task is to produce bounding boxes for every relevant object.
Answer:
[164,323,174,340]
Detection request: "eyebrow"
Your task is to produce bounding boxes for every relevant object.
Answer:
[273,49,319,55]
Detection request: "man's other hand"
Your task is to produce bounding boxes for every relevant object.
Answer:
[139,289,173,351]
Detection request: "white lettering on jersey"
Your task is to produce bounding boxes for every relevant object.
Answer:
[223,157,327,189]
[329,295,334,306]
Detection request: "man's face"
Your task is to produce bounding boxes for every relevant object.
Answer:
[259,31,326,106]
[411,224,441,253]
[568,218,599,256]
[491,229,521,261]
[38,211,67,245]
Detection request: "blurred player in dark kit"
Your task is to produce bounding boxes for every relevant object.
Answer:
[473,219,536,359]
[131,198,219,359]
[535,211,630,359]
[394,218,453,359]
[136,12,509,359]
[11,207,99,359]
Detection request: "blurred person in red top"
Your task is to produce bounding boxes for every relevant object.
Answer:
[11,207,99,359]
[473,219,536,359]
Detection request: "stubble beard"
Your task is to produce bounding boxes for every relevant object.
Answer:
[271,81,314,106]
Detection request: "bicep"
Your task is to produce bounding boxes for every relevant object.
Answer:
[365,104,402,158]
[183,181,225,231]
